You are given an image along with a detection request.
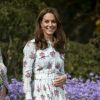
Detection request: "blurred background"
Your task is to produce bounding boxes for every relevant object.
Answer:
[0,0,100,80]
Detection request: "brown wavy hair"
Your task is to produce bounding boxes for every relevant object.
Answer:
[34,7,66,54]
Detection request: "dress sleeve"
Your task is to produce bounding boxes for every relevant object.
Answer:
[0,63,8,88]
[23,40,36,100]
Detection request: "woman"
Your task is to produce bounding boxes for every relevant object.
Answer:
[23,7,68,100]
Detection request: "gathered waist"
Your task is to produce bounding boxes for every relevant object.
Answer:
[34,72,57,80]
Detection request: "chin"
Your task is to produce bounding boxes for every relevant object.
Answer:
[47,32,55,35]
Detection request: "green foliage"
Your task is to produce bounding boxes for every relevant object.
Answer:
[0,2,37,41]
[65,40,100,78]
[0,0,99,79]
[0,0,39,79]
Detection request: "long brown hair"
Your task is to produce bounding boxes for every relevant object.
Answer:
[34,7,66,54]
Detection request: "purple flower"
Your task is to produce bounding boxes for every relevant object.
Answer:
[5,96,10,100]
[64,74,100,100]
[6,79,24,100]
[5,74,100,100]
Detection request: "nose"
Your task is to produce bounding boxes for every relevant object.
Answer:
[48,22,52,26]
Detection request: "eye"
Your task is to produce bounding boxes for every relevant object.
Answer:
[52,20,56,23]
[45,20,49,23]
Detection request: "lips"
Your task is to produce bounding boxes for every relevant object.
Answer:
[46,27,55,31]
[47,29,55,33]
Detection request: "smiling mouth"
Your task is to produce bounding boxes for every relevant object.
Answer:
[47,27,55,30]
[45,28,52,30]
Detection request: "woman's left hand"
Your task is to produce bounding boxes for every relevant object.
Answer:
[53,74,66,87]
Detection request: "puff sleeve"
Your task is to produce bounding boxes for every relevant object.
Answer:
[23,40,36,100]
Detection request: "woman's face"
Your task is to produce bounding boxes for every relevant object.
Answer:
[40,13,57,37]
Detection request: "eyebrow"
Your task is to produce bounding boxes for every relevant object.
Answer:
[43,18,56,20]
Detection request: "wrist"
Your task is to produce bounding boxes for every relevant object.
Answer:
[64,74,68,82]
[63,74,67,79]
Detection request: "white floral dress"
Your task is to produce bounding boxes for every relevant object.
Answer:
[23,39,68,100]
[0,63,8,100]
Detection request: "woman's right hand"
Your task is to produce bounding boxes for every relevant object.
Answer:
[52,74,66,87]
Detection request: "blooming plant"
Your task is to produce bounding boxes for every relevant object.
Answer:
[5,79,24,100]
[5,73,100,100]
[64,73,100,100]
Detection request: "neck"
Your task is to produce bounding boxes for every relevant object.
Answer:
[44,34,53,42]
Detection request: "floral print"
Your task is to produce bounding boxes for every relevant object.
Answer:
[0,63,7,89]
[23,39,68,100]
[0,63,8,99]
